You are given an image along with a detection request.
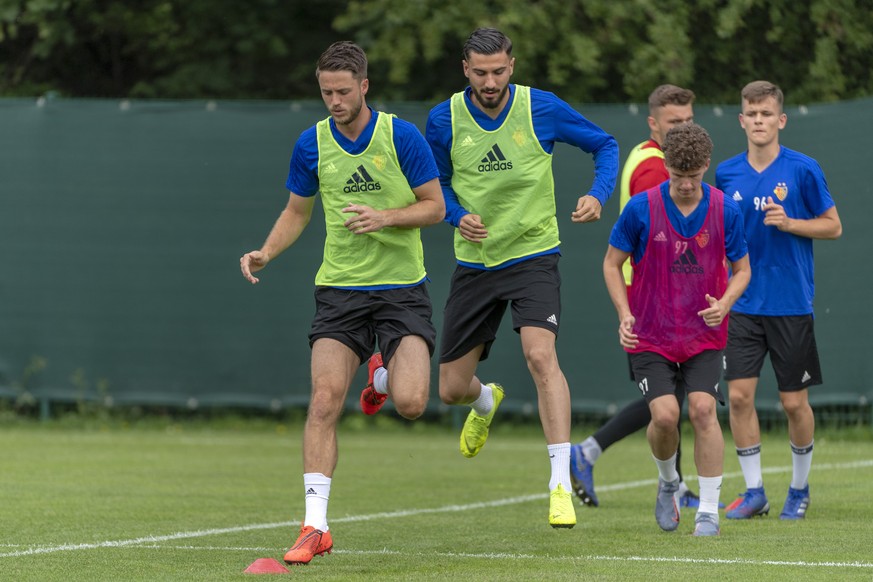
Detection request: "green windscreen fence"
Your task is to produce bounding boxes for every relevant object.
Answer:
[1,96,869,414]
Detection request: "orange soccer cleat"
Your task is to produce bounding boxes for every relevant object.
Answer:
[283,525,333,565]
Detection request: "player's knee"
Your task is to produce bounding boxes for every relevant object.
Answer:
[779,393,811,418]
[394,391,428,419]
[307,389,343,426]
[523,345,556,378]
[728,388,755,410]
[687,399,716,427]
[438,382,465,405]
[650,409,680,432]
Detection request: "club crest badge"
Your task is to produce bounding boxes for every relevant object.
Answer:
[373,154,387,171]
[695,230,710,248]
[773,182,788,201]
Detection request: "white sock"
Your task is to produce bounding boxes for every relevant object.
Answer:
[303,472,331,532]
[653,452,680,483]
[373,366,388,395]
[581,436,602,464]
[790,440,814,490]
[697,475,722,515]
[470,383,493,416]
[736,444,763,489]
[548,442,571,491]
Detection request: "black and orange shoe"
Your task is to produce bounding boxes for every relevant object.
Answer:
[283,525,333,565]
[360,352,387,415]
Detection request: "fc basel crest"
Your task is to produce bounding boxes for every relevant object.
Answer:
[695,230,710,248]
[773,181,788,201]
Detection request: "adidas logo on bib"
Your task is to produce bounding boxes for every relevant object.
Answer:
[344,164,382,193]
[671,247,704,274]
[478,143,513,172]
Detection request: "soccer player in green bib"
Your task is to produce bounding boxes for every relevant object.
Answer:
[426,28,619,528]
[240,41,444,565]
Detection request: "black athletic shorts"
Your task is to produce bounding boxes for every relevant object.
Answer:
[309,284,436,365]
[628,350,725,405]
[724,313,822,391]
[439,254,561,363]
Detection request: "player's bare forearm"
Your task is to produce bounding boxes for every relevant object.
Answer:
[604,251,637,348]
[383,198,445,228]
[261,198,313,258]
[721,255,752,310]
[241,193,313,284]
[603,246,632,320]
[344,179,445,233]
[763,200,842,240]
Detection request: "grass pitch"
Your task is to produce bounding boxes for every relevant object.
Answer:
[1,418,871,581]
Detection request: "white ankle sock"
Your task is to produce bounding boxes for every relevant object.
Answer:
[548,442,571,491]
[736,444,763,489]
[697,475,722,515]
[303,472,331,532]
[470,383,493,416]
[790,440,814,490]
[653,453,680,483]
[373,366,388,395]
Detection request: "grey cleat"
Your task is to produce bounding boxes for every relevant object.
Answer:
[692,511,720,536]
[655,478,681,531]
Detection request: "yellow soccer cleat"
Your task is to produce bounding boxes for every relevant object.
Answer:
[459,383,504,458]
[549,483,577,529]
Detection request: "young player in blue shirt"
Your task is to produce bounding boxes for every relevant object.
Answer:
[716,81,842,521]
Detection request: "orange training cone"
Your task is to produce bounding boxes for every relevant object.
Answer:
[244,558,290,574]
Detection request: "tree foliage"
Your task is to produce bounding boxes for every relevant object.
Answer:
[0,0,345,98]
[1,0,871,103]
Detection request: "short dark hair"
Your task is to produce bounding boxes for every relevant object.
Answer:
[648,84,695,114]
[316,41,368,80]
[463,28,512,60]
[742,80,784,110]
[662,123,712,172]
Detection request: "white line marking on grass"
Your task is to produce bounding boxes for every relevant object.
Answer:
[329,549,873,569]
[0,523,295,558]
[135,545,277,552]
[3,460,871,561]
[95,545,873,570]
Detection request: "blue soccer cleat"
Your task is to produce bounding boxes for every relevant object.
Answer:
[692,512,720,536]
[680,489,701,508]
[779,485,810,520]
[725,487,770,519]
[570,444,598,507]
[655,478,681,531]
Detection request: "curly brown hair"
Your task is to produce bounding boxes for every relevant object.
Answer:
[662,123,712,172]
